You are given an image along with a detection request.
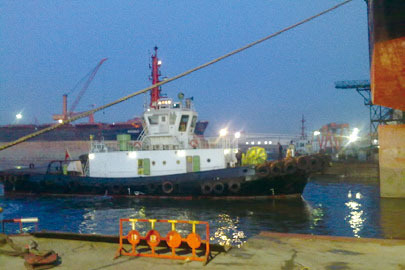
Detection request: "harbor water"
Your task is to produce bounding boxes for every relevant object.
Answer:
[1,176,405,246]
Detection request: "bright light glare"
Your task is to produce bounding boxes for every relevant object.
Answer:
[16,113,22,119]
[158,60,162,65]
[313,131,320,136]
[58,119,63,124]
[234,132,241,139]
[224,149,230,155]
[177,150,186,157]
[88,153,95,160]
[348,128,360,143]
[128,152,137,159]
[219,128,228,137]
[269,141,272,144]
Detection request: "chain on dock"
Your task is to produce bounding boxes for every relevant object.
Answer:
[0,0,353,152]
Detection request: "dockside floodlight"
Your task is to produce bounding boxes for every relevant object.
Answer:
[313,131,320,136]
[348,128,360,143]
[219,128,228,137]
[16,113,22,120]
[234,132,241,139]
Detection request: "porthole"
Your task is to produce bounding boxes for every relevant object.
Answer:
[152,161,156,166]
[207,158,211,163]
[176,160,180,165]
[163,161,167,165]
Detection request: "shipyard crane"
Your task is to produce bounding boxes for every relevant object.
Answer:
[53,58,108,123]
[316,122,350,153]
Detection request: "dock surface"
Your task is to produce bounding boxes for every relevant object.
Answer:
[1,231,405,269]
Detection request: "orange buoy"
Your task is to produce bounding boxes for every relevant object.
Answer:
[146,230,161,247]
[186,233,201,249]
[127,230,141,245]
[166,230,182,248]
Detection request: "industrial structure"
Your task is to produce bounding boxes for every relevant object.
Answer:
[335,80,404,145]
[52,58,108,123]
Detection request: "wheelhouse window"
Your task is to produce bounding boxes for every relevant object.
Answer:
[179,115,189,132]
[148,115,158,125]
[190,116,197,131]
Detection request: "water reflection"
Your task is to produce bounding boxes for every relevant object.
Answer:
[4,177,405,244]
[211,214,246,247]
[46,197,312,244]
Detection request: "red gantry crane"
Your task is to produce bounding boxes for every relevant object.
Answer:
[317,122,350,153]
[53,58,108,123]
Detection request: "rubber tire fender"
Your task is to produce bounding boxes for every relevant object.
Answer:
[228,181,241,194]
[200,182,213,195]
[213,182,225,195]
[162,181,174,194]
[255,163,271,178]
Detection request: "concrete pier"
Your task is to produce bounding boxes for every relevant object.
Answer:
[379,124,405,198]
[1,232,405,269]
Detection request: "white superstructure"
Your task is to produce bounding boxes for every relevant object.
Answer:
[88,97,237,178]
[87,48,238,178]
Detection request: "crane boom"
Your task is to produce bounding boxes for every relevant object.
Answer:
[69,58,108,114]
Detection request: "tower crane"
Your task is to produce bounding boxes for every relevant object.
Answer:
[53,58,108,123]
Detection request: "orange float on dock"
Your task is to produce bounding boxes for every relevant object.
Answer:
[115,218,210,264]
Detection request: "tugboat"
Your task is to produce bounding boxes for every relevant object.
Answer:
[0,48,328,198]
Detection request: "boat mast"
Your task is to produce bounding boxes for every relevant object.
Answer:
[150,46,161,108]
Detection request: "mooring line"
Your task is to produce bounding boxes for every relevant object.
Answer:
[0,0,353,152]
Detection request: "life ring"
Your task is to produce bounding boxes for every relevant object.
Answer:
[213,182,225,195]
[255,163,271,178]
[270,162,283,176]
[133,141,142,149]
[228,181,241,194]
[284,159,297,175]
[162,181,174,194]
[189,139,199,148]
[200,183,213,195]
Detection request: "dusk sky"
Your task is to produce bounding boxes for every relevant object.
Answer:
[0,0,370,136]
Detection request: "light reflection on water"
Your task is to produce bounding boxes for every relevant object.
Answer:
[1,177,405,245]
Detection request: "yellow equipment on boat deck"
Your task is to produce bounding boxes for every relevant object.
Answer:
[242,147,267,166]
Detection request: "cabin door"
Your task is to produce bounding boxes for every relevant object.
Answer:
[186,156,193,173]
[186,155,200,172]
